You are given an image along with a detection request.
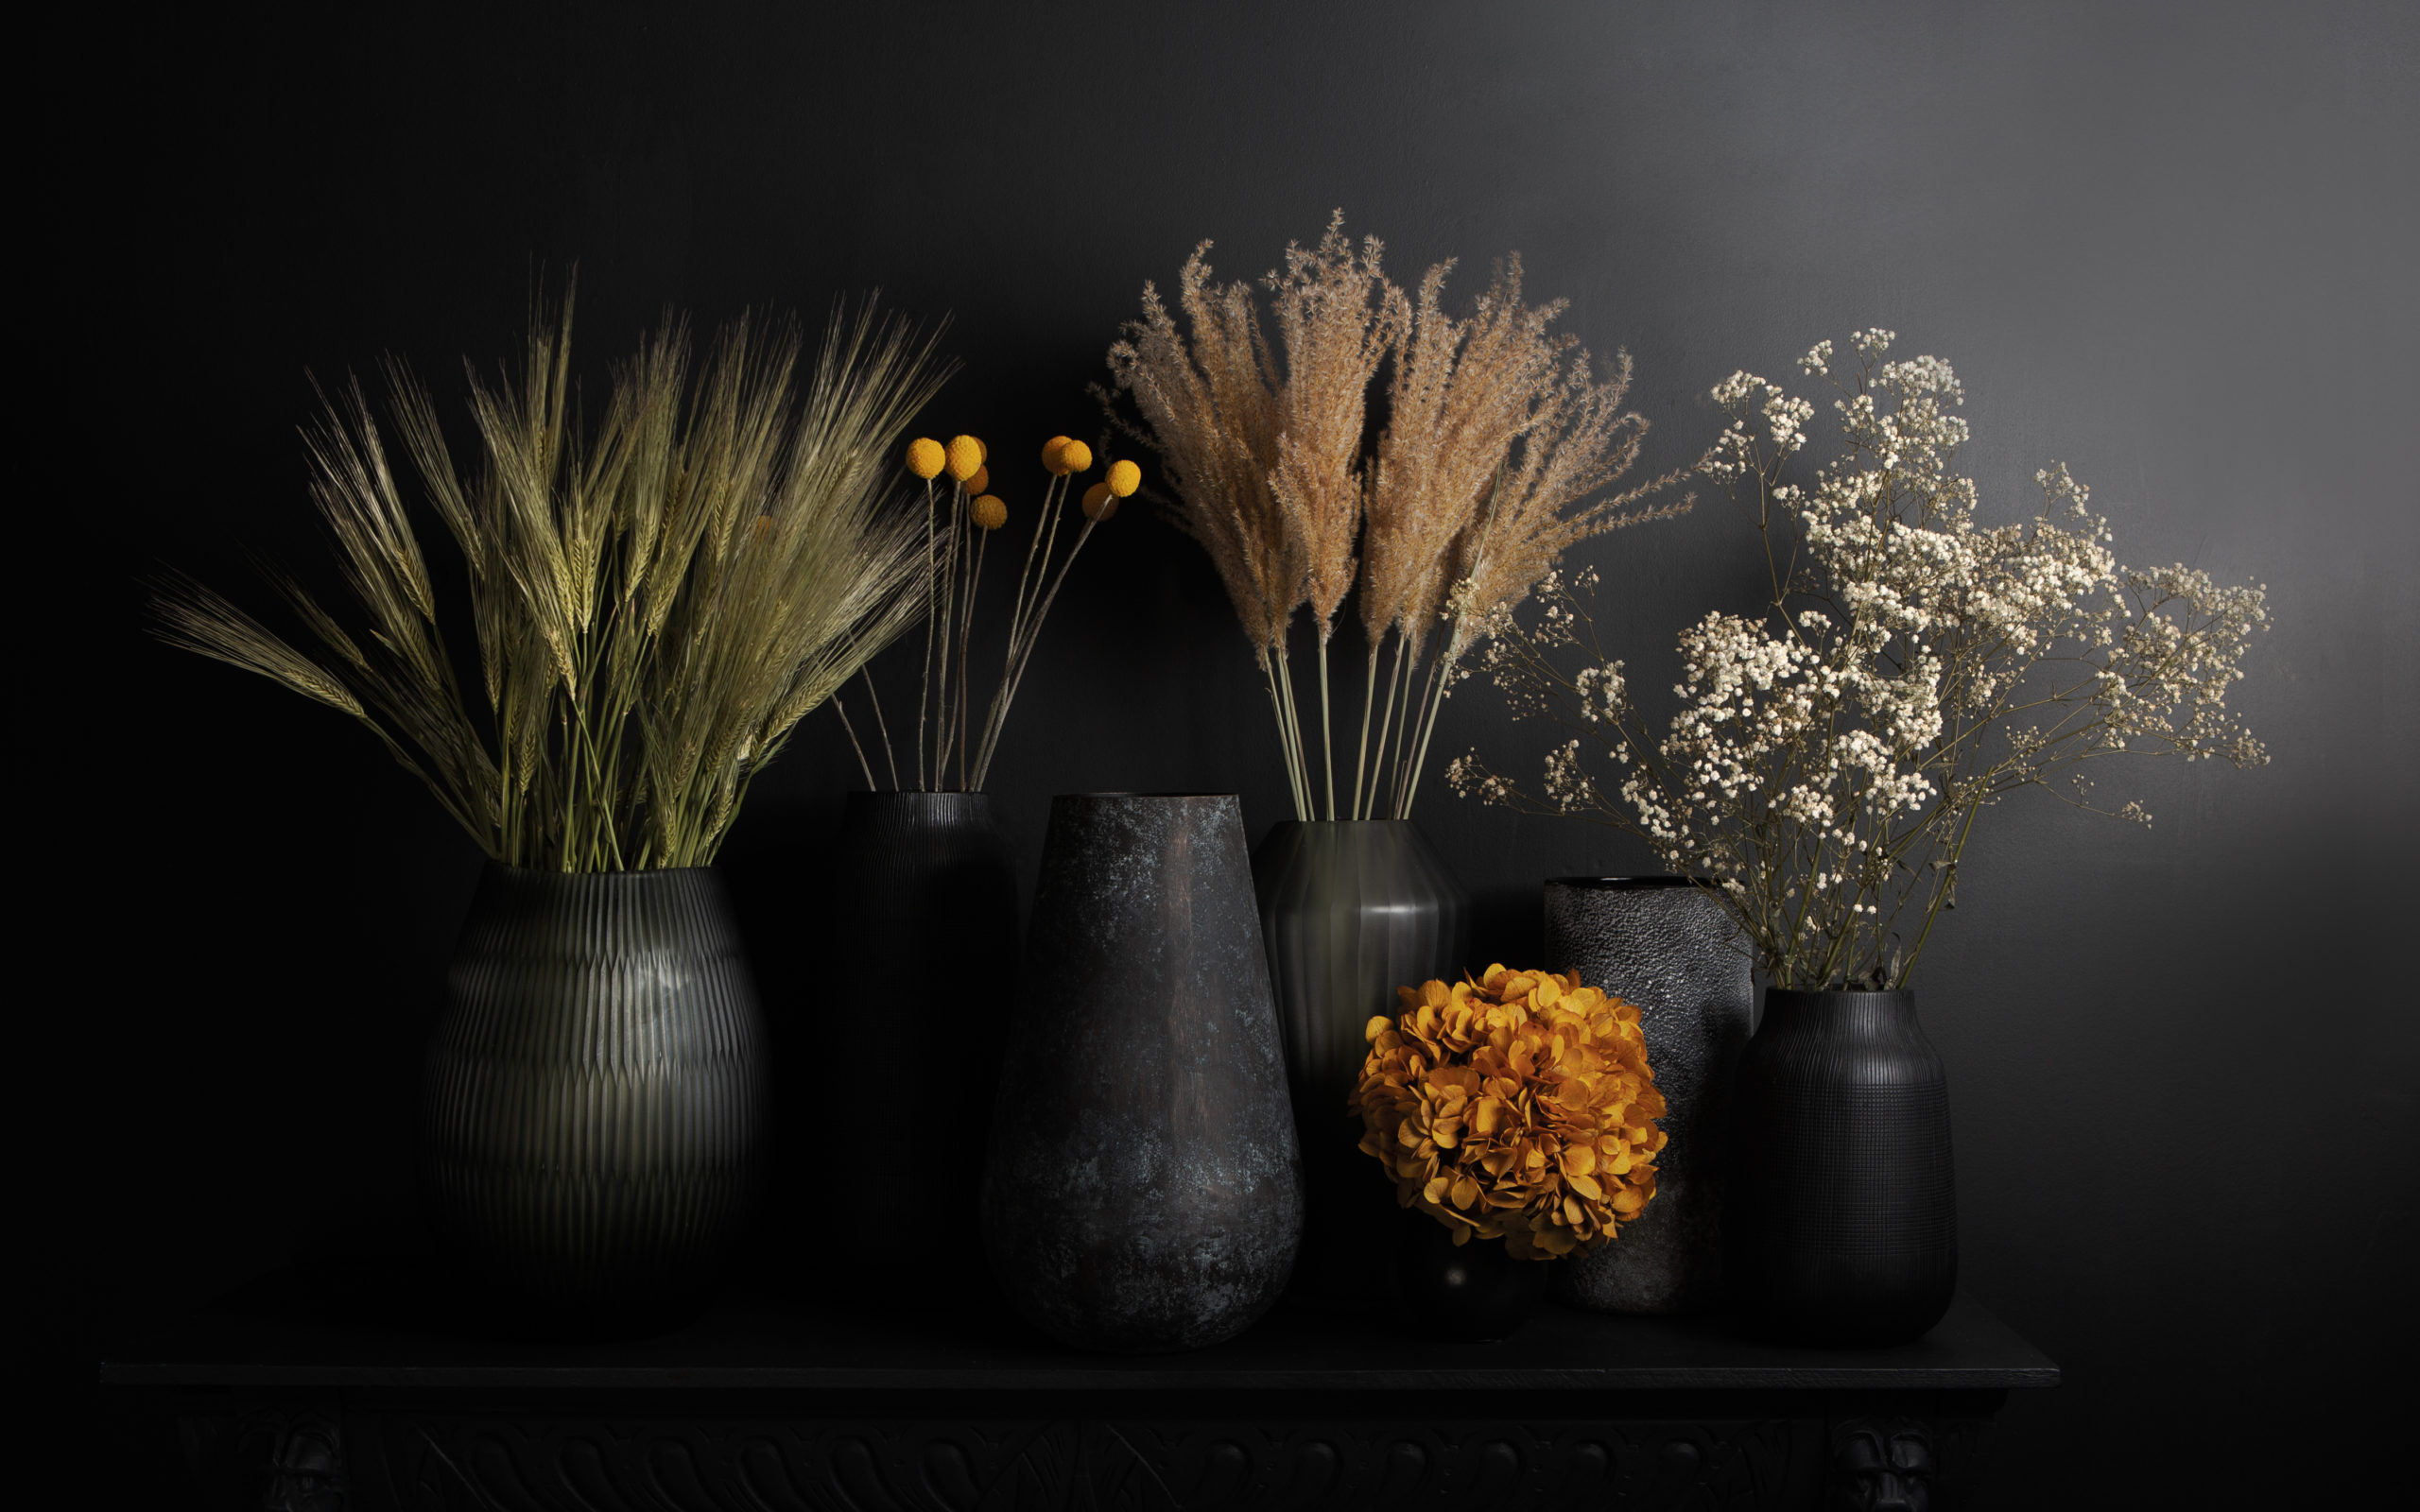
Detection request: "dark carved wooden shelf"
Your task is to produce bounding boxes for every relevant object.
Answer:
[99,1261,2057,1510]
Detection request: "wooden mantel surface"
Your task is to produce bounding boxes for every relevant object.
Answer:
[99,1263,2059,1395]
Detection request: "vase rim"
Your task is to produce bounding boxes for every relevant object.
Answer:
[848,788,994,800]
[1760,985,1917,1003]
[1547,874,1703,889]
[486,860,717,881]
[1263,816,1422,827]
[1055,791,1238,800]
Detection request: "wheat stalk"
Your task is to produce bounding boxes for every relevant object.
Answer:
[155,287,950,869]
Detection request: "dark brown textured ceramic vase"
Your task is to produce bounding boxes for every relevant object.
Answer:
[423,865,769,1335]
[1731,988,1956,1346]
[981,794,1303,1353]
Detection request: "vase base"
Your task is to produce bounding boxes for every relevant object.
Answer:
[448,1284,721,1344]
[1741,1293,1956,1349]
[1396,1214,1547,1343]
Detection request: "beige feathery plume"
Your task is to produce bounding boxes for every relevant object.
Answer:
[1444,342,1697,658]
[1104,243,1295,650]
[1106,222,1695,821]
[1364,256,1579,658]
[1268,213,1402,646]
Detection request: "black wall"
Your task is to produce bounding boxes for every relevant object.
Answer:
[36,3,2415,1504]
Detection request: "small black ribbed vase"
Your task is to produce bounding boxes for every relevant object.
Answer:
[1731,988,1955,1345]
[982,794,1302,1353]
[1253,819,1469,1308]
[423,865,768,1337]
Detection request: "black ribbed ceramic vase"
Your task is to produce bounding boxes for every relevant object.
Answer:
[982,794,1303,1353]
[1544,877,1751,1316]
[1253,820,1468,1306]
[423,865,768,1334]
[821,792,1017,1280]
[1731,988,1956,1345]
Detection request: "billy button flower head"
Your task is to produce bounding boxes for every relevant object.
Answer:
[1043,436,1095,476]
[963,464,991,495]
[945,435,984,483]
[1081,482,1117,521]
[1353,965,1666,1260]
[971,494,1008,530]
[905,437,946,480]
[1106,458,1141,498]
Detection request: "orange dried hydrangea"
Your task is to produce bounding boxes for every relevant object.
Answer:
[1352,965,1666,1260]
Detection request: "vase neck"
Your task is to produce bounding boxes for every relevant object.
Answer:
[1757,988,1922,1039]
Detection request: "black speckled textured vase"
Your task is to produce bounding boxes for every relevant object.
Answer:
[824,791,1017,1272]
[1544,877,1751,1316]
[1253,819,1468,1307]
[1731,988,1956,1346]
[423,865,768,1334]
[982,794,1303,1353]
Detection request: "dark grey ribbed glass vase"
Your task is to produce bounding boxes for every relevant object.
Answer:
[423,864,769,1334]
[1253,820,1468,1306]
[982,794,1302,1353]
[1544,877,1751,1315]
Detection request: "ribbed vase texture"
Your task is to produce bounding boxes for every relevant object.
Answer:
[1731,988,1956,1345]
[423,865,768,1313]
[983,794,1303,1353]
[825,792,1017,1264]
[1253,820,1468,1305]
[1544,877,1751,1316]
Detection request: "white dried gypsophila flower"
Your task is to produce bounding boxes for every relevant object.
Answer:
[1453,329,2273,991]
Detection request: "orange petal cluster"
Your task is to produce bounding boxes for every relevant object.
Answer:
[1351,965,1666,1260]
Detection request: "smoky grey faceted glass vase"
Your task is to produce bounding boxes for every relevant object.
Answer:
[982,794,1303,1353]
[1545,877,1752,1316]
[422,864,769,1333]
[1253,819,1469,1306]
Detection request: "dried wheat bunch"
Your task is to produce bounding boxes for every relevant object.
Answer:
[157,289,949,870]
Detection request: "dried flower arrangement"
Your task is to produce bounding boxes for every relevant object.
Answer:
[831,433,1134,791]
[1450,330,2273,988]
[1353,967,1666,1259]
[1101,213,1700,821]
[156,291,948,869]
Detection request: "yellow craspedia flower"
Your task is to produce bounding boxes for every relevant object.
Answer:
[970,493,1008,530]
[945,436,983,483]
[1080,481,1116,521]
[1351,965,1666,1261]
[963,464,991,496]
[975,436,988,464]
[905,437,945,479]
[1106,458,1141,497]
[1057,438,1094,474]
[1041,435,1073,474]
